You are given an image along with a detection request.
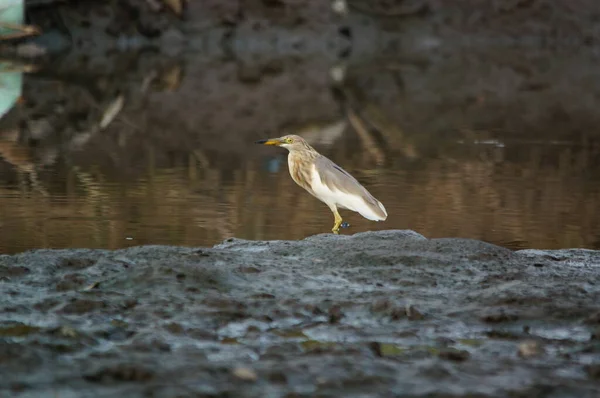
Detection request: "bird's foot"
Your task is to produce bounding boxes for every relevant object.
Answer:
[331,222,341,234]
[331,221,350,234]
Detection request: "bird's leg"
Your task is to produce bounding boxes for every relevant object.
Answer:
[331,208,343,234]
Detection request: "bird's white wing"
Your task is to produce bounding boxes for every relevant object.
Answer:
[313,156,387,220]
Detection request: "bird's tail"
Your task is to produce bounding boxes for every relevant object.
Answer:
[359,196,387,221]
[376,200,388,221]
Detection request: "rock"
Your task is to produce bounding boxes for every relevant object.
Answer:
[0,231,599,397]
[0,265,30,279]
[585,312,600,325]
[331,0,348,15]
[585,364,600,380]
[438,348,470,362]
[328,305,344,324]
[481,310,519,324]
[58,299,107,315]
[83,364,154,383]
[518,340,544,358]
[232,367,258,382]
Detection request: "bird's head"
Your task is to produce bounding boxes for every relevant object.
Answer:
[255,134,310,151]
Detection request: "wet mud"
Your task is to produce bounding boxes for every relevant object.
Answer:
[1,230,600,397]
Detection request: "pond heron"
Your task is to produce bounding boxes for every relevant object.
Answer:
[256,134,387,233]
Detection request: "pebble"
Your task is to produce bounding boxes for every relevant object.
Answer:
[331,0,348,15]
[232,367,258,382]
[518,340,543,358]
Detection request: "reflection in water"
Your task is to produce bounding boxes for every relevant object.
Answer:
[0,0,40,41]
[0,53,599,254]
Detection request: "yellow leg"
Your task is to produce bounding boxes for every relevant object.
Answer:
[331,208,343,234]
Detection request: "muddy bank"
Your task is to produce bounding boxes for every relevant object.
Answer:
[1,230,599,397]
[13,1,600,55]
[4,38,600,182]
[8,0,349,57]
[2,1,600,182]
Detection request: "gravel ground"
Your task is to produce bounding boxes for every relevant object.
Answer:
[1,230,599,397]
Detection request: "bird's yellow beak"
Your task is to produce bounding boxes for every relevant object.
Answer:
[255,138,282,146]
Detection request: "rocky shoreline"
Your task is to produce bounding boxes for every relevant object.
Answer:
[1,230,599,397]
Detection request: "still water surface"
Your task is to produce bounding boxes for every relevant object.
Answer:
[1,54,599,254]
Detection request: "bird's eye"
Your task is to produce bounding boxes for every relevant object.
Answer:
[285,138,293,144]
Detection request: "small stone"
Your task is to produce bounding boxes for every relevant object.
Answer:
[268,371,287,383]
[84,364,154,383]
[0,323,40,337]
[486,330,520,340]
[239,266,261,274]
[232,367,257,381]
[371,299,391,313]
[481,310,518,323]
[59,299,106,315]
[0,265,30,278]
[585,364,600,379]
[518,340,543,358]
[406,304,425,320]
[83,281,100,291]
[332,0,348,15]
[164,322,184,335]
[329,65,346,83]
[328,305,343,324]
[585,312,600,325]
[58,326,77,338]
[438,348,470,362]
[251,293,276,299]
[237,65,262,84]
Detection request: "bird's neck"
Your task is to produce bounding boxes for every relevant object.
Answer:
[289,149,319,162]
[287,151,317,192]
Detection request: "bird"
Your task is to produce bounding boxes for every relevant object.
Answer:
[256,134,387,233]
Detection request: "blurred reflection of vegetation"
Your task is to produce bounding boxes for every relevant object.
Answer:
[0,0,40,41]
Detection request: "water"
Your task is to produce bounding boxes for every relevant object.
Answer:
[1,52,599,254]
